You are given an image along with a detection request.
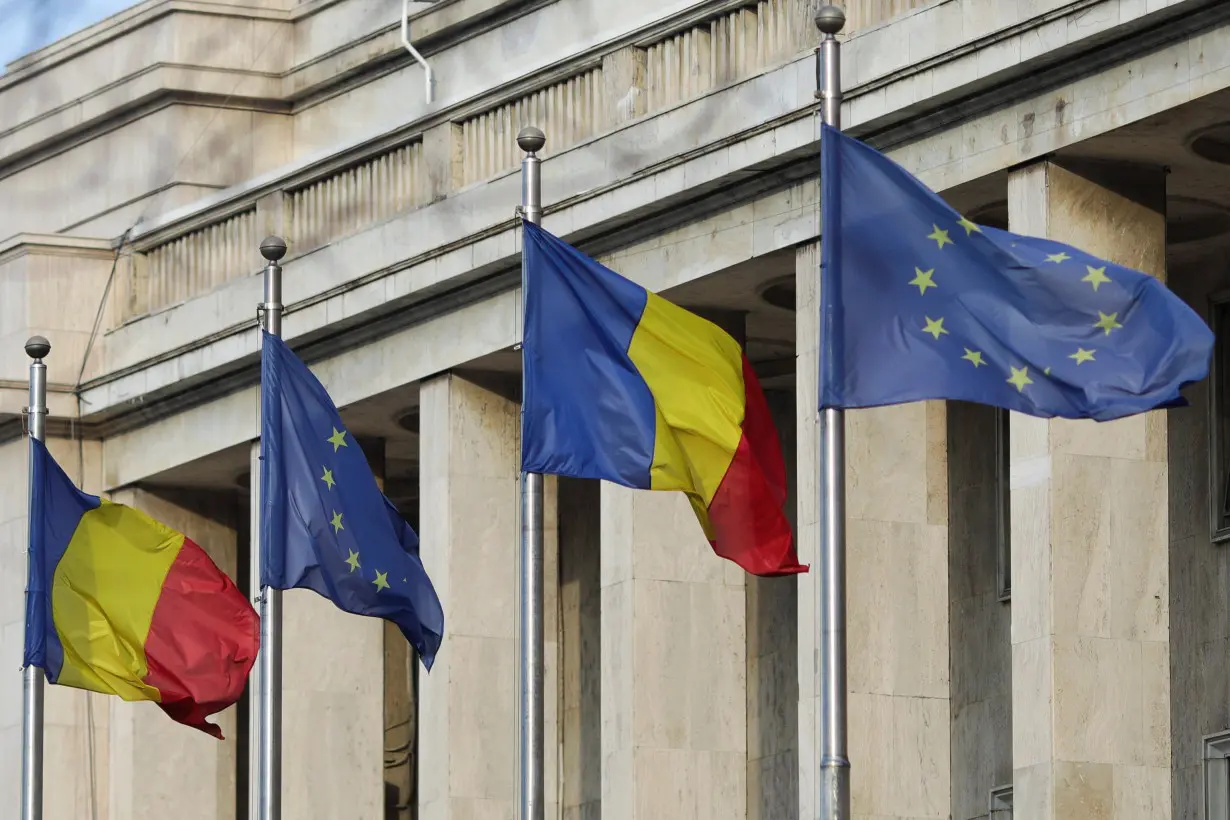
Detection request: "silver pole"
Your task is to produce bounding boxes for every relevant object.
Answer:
[517,125,545,820]
[247,440,262,820]
[256,236,287,820]
[814,7,849,820]
[21,336,49,820]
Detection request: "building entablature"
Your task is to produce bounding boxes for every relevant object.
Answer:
[4,0,1228,489]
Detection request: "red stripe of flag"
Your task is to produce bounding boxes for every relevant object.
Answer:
[142,538,259,738]
[706,356,808,577]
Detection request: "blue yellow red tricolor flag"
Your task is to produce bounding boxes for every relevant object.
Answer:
[23,439,258,738]
[520,221,806,577]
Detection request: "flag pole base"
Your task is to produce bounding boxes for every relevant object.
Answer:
[818,758,851,820]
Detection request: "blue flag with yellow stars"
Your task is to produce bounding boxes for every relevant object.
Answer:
[819,123,1213,421]
[260,331,444,669]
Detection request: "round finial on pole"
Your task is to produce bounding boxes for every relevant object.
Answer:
[517,126,546,154]
[260,236,287,263]
[815,4,846,35]
[24,336,50,361]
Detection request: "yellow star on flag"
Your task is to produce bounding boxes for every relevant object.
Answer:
[1082,266,1111,291]
[961,348,986,367]
[1044,367,1052,376]
[1094,311,1122,335]
[922,317,948,340]
[1007,366,1033,392]
[909,267,937,295]
[327,427,348,451]
[1069,347,1096,365]
[373,571,390,592]
[1045,252,1071,264]
[957,216,981,235]
[321,467,335,490]
[330,510,344,533]
[927,225,953,249]
[345,549,360,572]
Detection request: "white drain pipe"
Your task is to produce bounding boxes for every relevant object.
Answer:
[402,0,438,104]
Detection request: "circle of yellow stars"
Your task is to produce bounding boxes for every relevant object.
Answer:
[911,217,1124,394]
[318,425,397,594]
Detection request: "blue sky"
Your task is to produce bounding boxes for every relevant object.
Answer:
[1,0,134,71]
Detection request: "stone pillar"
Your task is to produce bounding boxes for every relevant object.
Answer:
[355,437,417,820]
[795,241,950,820]
[747,389,797,820]
[795,242,821,820]
[845,400,950,818]
[603,47,647,126]
[1007,160,1171,818]
[421,123,464,203]
[282,433,384,818]
[600,310,747,820]
[106,487,241,820]
[947,402,1012,818]
[255,191,287,242]
[0,437,107,819]
[417,373,560,820]
[0,437,31,813]
[560,477,601,820]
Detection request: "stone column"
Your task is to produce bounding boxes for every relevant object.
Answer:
[795,241,950,820]
[255,191,287,241]
[602,47,647,126]
[421,123,463,203]
[0,437,32,813]
[560,477,602,820]
[1007,160,1171,818]
[947,402,1013,817]
[282,432,385,819]
[106,487,241,820]
[417,372,560,820]
[796,242,821,820]
[747,388,797,820]
[845,402,950,818]
[0,437,107,820]
[356,437,418,820]
[600,310,748,820]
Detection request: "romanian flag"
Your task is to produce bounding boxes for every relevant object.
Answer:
[520,222,806,576]
[23,439,259,738]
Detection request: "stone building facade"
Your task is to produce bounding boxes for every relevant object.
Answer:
[2,0,1230,818]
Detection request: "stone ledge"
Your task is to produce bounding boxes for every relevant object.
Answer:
[124,0,1209,246]
[94,0,1224,387]
[0,0,534,171]
[0,233,115,263]
[0,65,286,178]
[0,0,288,81]
[121,0,796,247]
[284,0,545,102]
[92,9,1230,485]
[0,0,720,187]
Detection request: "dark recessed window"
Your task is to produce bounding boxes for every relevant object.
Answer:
[1205,732,1230,819]
[1210,297,1230,541]
[989,784,1013,818]
[996,409,1011,602]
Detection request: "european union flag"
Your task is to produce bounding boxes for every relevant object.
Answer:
[819,124,1213,421]
[260,332,444,668]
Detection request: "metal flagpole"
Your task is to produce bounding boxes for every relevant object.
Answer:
[814,6,849,820]
[517,124,546,820]
[256,235,287,820]
[22,335,49,820]
[248,438,262,820]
